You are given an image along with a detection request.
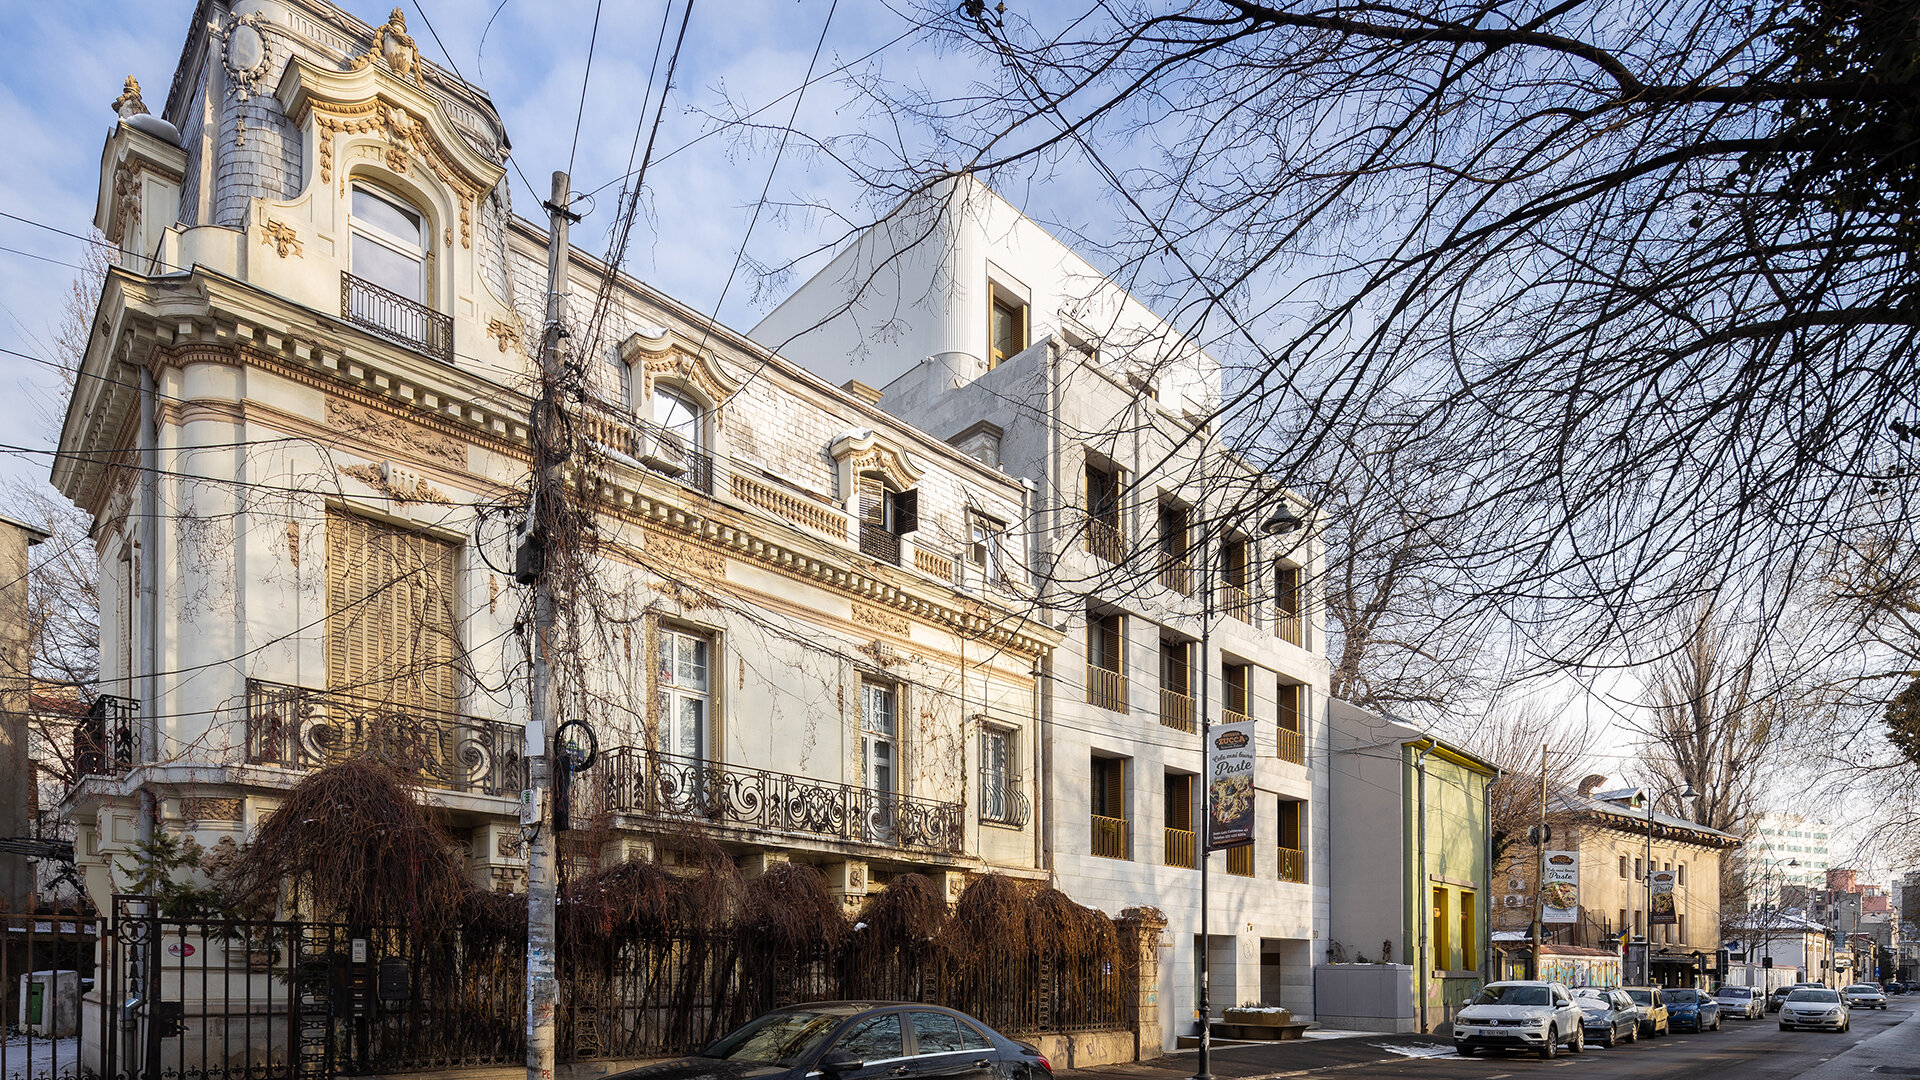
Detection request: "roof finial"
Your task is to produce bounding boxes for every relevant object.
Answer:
[112,76,149,119]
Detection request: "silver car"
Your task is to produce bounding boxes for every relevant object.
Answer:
[1841,984,1887,1010]
[1574,988,1639,1046]
[1778,987,1850,1032]
[1712,985,1765,1020]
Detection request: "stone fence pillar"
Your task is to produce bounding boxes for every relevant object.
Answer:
[1120,906,1168,1061]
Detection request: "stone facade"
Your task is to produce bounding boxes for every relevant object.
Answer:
[58,1,1057,928]
[753,175,1333,1048]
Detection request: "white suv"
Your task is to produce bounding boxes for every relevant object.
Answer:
[1453,981,1586,1058]
[1779,987,1850,1032]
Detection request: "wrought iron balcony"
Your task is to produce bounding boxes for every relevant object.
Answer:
[980,778,1031,827]
[243,679,524,798]
[73,694,139,777]
[591,747,965,855]
[859,522,902,565]
[341,271,454,363]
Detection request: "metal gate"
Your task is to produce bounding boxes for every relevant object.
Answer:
[98,896,523,1080]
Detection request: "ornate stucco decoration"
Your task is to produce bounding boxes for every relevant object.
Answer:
[350,8,422,86]
[259,219,302,258]
[112,76,148,118]
[338,461,450,504]
[830,428,923,494]
[209,7,274,103]
[620,328,741,409]
[486,317,523,353]
[325,397,465,466]
[279,58,503,250]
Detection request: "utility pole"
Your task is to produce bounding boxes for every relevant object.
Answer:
[523,170,576,1080]
[1528,741,1546,979]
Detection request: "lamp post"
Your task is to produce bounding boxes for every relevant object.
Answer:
[1640,782,1699,985]
[1192,501,1301,1080]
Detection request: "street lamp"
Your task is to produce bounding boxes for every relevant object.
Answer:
[1639,782,1698,985]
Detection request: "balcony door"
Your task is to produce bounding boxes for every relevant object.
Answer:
[655,628,709,760]
[861,680,899,841]
[350,185,428,303]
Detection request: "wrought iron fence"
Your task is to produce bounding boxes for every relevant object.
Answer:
[243,680,525,798]
[340,272,453,363]
[589,748,964,854]
[980,779,1031,828]
[0,912,98,1080]
[74,693,139,777]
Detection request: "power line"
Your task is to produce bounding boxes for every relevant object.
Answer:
[409,0,546,213]
[566,0,608,180]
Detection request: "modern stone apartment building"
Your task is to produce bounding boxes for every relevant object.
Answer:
[754,176,1332,1046]
[59,0,1060,926]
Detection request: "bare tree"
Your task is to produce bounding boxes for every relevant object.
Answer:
[814,0,1920,695]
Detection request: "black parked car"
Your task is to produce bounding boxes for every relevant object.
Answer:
[609,1003,1053,1080]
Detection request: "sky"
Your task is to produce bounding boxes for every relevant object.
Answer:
[0,0,1075,487]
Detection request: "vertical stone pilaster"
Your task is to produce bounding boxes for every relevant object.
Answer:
[1120,907,1169,1061]
[741,851,790,877]
[826,860,869,913]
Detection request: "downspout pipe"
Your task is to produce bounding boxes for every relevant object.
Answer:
[1415,740,1434,1034]
[138,365,160,840]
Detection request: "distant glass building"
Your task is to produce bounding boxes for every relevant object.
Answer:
[1752,813,1832,890]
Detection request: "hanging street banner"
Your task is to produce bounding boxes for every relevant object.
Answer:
[1206,719,1256,849]
[1650,870,1678,925]
[1541,851,1580,923]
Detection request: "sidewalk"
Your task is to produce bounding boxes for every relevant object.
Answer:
[1061,1032,1460,1079]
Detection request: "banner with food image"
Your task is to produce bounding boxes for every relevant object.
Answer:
[1206,719,1256,849]
[1541,850,1580,923]
[1650,870,1678,924]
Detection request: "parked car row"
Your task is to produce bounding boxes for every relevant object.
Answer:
[1451,981,1726,1058]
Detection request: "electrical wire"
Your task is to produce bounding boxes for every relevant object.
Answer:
[566,0,608,180]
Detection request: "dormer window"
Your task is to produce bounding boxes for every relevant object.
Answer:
[651,386,705,451]
[640,384,713,493]
[350,186,428,303]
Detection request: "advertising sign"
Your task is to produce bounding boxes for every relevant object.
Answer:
[1541,850,1580,923]
[1206,719,1256,849]
[1650,869,1678,925]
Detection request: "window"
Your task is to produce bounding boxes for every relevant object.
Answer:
[1633,909,1644,936]
[1432,888,1450,971]
[1157,500,1192,594]
[655,627,710,759]
[835,1013,903,1061]
[326,509,458,713]
[1165,773,1195,868]
[1459,890,1476,971]
[1278,799,1306,882]
[1159,639,1194,731]
[1677,914,1686,943]
[350,185,428,302]
[1083,460,1123,562]
[1276,682,1305,764]
[1678,863,1687,886]
[968,515,1006,586]
[861,680,898,794]
[988,288,1027,368]
[1635,857,1644,879]
[980,726,1016,825]
[857,475,917,565]
[1619,909,1628,936]
[650,386,704,449]
[1274,562,1303,645]
[1223,663,1251,722]
[1221,539,1253,621]
[1091,756,1128,859]
[1620,855,1630,879]
[908,1012,991,1055]
[1086,609,1127,711]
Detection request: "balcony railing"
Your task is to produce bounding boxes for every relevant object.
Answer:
[1158,555,1193,595]
[1091,814,1129,859]
[341,272,453,363]
[73,694,139,777]
[1159,688,1195,732]
[860,522,902,565]
[1165,827,1196,869]
[1086,664,1129,713]
[1278,845,1306,883]
[1277,725,1306,765]
[981,779,1032,828]
[1223,708,1253,728]
[1083,515,1125,564]
[244,679,524,798]
[1227,844,1254,877]
[592,747,964,854]
[1275,611,1303,646]
[1222,583,1254,623]
[577,404,718,496]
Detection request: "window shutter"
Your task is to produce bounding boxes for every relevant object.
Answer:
[891,488,919,534]
[858,475,886,526]
[1102,757,1125,819]
[326,510,458,713]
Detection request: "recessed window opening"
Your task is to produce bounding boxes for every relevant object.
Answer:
[350,185,428,303]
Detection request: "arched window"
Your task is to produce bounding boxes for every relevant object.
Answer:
[650,384,705,451]
[350,185,428,303]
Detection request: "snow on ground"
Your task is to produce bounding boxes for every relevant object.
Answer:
[1373,1042,1458,1058]
[1,1035,79,1080]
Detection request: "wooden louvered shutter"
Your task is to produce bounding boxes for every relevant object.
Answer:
[858,475,886,527]
[1099,757,1125,819]
[327,510,458,713]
